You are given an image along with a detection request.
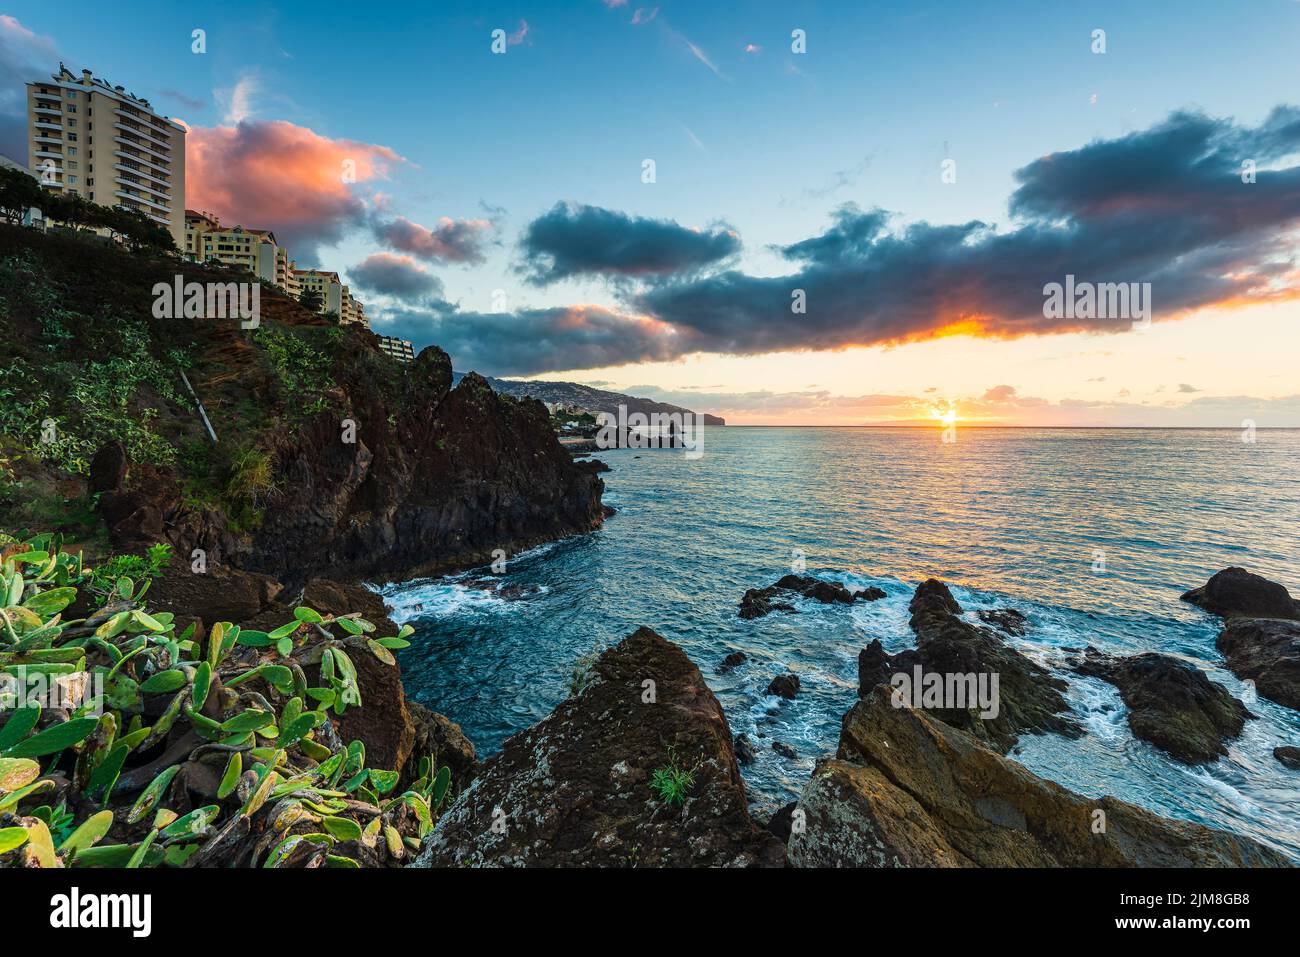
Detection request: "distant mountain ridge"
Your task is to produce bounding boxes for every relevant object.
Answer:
[451,372,726,426]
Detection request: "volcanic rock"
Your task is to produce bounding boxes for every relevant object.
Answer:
[738,574,873,619]
[766,674,801,699]
[1181,567,1300,621]
[856,580,1081,753]
[978,608,1028,636]
[412,627,784,867]
[1070,648,1251,763]
[1215,618,1300,710]
[785,686,1288,868]
[1274,746,1300,770]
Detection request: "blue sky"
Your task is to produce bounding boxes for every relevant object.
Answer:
[6,1,1300,424]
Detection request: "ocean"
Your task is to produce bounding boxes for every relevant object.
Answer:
[379,427,1300,860]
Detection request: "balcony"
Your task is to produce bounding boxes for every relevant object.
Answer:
[33,91,62,102]
[113,111,172,150]
[33,149,64,159]
[33,134,62,145]
[33,106,62,116]
[34,120,63,131]
[112,141,171,172]
[113,162,170,188]
[115,189,172,214]
[112,129,170,162]
[117,176,170,200]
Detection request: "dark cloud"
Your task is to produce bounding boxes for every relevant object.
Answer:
[367,301,683,377]
[159,89,206,111]
[0,16,58,161]
[632,107,1300,358]
[370,214,493,264]
[380,107,1300,379]
[348,253,443,300]
[518,201,741,284]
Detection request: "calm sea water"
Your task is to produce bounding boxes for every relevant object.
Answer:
[380,427,1300,860]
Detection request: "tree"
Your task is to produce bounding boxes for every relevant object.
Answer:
[0,167,44,225]
[298,288,324,313]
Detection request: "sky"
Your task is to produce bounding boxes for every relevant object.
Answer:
[3,0,1300,425]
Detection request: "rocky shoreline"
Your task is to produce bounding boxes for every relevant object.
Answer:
[398,568,1295,868]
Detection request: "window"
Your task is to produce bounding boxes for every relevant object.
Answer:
[68,175,78,185]
[67,104,77,113]
[67,147,76,156]
[67,132,77,142]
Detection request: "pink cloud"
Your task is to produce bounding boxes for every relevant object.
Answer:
[371,215,494,264]
[185,119,405,259]
[631,7,659,26]
[508,20,530,46]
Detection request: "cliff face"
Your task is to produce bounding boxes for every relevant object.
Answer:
[231,348,607,586]
[0,225,606,588]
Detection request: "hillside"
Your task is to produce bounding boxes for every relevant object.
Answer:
[0,224,606,585]
[451,372,727,426]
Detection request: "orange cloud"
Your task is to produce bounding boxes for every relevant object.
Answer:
[185,119,405,259]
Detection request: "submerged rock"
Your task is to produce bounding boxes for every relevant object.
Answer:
[856,579,1081,753]
[1181,567,1300,621]
[719,650,748,672]
[1274,746,1300,770]
[738,574,880,619]
[772,741,799,759]
[766,674,801,699]
[1070,648,1251,764]
[413,627,784,867]
[978,608,1028,636]
[786,686,1288,868]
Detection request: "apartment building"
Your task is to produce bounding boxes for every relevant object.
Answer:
[377,335,416,363]
[185,209,292,288]
[27,63,186,248]
[291,268,369,326]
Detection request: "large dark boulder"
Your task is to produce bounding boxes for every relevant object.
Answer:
[413,627,784,867]
[1181,568,1300,621]
[1215,618,1300,711]
[786,686,1289,868]
[856,580,1081,753]
[147,556,283,627]
[1070,649,1251,763]
[765,674,800,699]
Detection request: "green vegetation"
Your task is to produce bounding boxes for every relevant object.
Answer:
[297,288,324,313]
[253,326,338,418]
[0,533,452,868]
[566,643,605,697]
[0,167,173,254]
[0,222,409,551]
[649,748,696,807]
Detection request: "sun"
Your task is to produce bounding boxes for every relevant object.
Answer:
[930,407,959,426]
